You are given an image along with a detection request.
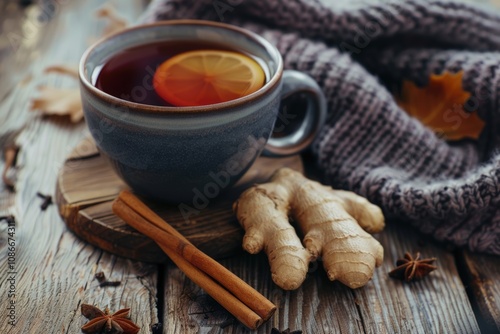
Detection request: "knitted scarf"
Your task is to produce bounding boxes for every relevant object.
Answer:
[140,0,500,255]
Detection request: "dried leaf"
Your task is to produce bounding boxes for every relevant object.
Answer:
[31,86,83,123]
[33,6,128,125]
[2,145,19,190]
[31,64,83,123]
[36,192,53,211]
[396,71,485,140]
[95,4,129,37]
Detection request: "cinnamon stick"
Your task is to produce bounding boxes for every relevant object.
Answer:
[112,191,277,328]
[117,190,276,320]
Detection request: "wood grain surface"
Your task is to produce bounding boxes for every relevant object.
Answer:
[457,251,500,333]
[56,137,303,262]
[0,2,158,333]
[161,222,481,334]
[0,1,499,334]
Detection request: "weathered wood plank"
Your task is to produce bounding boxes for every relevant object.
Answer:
[457,251,500,333]
[162,252,363,334]
[356,223,480,334]
[0,2,156,333]
[162,222,481,334]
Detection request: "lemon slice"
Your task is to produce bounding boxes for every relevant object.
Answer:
[153,50,265,107]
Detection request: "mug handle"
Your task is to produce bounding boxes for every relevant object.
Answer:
[262,70,327,157]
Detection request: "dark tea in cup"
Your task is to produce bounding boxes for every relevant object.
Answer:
[79,20,326,202]
[94,40,269,107]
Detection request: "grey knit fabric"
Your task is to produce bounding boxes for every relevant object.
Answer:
[140,0,500,255]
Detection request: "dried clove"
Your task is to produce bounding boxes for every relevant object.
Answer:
[94,271,106,283]
[94,270,121,287]
[36,192,52,211]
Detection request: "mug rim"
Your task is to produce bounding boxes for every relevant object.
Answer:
[79,19,284,114]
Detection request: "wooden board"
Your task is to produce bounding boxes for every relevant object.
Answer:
[457,251,500,333]
[56,137,303,262]
[161,222,481,334]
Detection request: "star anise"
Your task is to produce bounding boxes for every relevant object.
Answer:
[81,304,140,334]
[388,252,437,282]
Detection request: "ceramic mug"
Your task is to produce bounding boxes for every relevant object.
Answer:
[79,20,326,203]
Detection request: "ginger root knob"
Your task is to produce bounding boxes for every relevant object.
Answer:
[233,168,385,290]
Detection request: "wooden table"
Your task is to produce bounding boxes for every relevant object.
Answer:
[0,1,499,333]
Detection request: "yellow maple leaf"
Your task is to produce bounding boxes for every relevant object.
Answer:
[396,71,485,141]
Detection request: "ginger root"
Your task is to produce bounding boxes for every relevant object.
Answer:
[233,168,385,290]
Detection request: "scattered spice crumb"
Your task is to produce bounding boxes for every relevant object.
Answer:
[99,281,121,287]
[94,271,106,283]
[389,252,437,282]
[31,8,128,125]
[81,304,140,334]
[396,71,485,140]
[151,322,162,334]
[36,192,52,211]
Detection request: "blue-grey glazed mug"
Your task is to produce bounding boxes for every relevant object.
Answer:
[79,20,326,203]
